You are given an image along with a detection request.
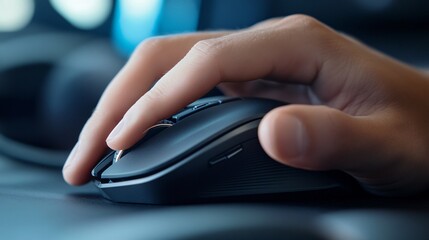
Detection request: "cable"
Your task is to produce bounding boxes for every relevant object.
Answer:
[0,133,67,168]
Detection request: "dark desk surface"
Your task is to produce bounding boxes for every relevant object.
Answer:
[1,155,429,240]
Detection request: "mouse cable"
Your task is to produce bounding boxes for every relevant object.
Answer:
[0,133,67,168]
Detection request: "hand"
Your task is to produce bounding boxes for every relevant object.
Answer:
[63,15,429,196]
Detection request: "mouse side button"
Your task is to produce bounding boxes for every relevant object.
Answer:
[209,146,243,166]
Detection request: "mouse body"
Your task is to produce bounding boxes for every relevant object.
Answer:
[92,97,350,204]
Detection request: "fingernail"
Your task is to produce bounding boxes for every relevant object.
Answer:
[277,116,306,160]
[106,119,125,144]
[63,143,79,173]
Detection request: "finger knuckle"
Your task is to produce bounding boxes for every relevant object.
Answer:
[280,14,323,30]
[277,14,346,58]
[133,37,167,59]
[190,39,224,59]
[144,81,168,103]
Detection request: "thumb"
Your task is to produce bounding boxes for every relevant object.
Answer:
[258,104,383,172]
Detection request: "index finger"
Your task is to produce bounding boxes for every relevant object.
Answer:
[63,32,231,185]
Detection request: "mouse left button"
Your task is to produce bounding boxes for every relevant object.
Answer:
[91,151,115,179]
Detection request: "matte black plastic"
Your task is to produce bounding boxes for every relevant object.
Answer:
[99,97,281,180]
[92,97,351,204]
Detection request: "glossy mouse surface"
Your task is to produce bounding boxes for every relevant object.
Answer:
[92,97,351,204]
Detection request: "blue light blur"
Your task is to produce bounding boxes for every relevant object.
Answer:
[113,0,201,56]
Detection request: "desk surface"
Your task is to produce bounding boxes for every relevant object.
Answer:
[1,155,429,240]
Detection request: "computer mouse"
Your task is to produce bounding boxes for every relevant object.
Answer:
[92,97,353,204]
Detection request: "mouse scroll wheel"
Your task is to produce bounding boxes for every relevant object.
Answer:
[113,121,173,163]
[158,119,174,125]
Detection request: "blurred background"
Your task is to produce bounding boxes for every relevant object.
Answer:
[0,0,428,164]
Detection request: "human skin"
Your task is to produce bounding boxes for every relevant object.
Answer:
[62,15,429,196]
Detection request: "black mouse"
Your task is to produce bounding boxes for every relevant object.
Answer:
[92,97,352,204]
